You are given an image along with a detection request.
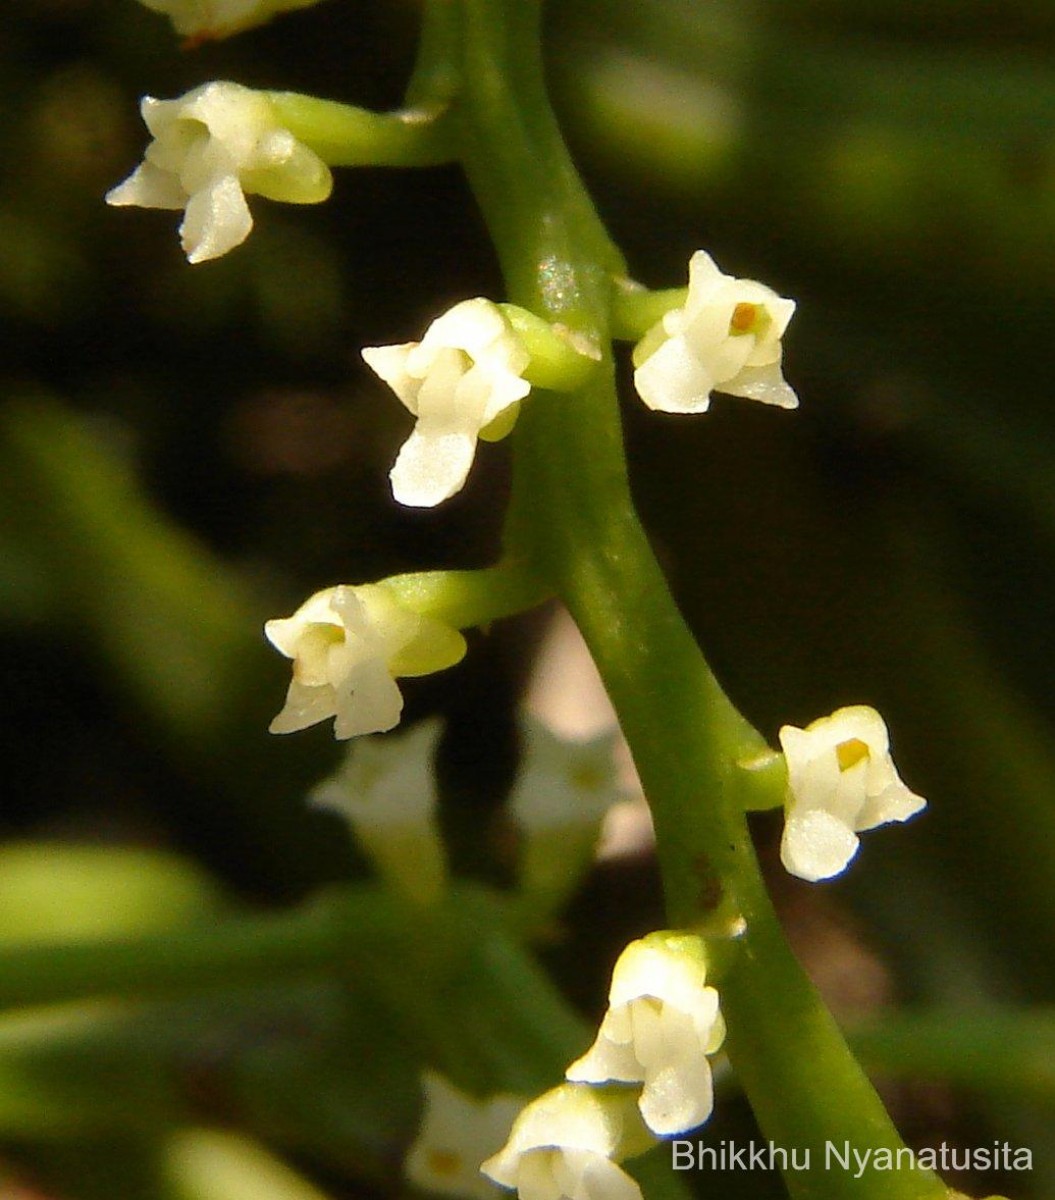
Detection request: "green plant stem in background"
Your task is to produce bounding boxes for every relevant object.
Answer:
[0,893,365,1010]
[448,2,949,1196]
[850,1009,1055,1102]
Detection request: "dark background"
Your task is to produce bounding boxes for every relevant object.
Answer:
[2,0,1055,1196]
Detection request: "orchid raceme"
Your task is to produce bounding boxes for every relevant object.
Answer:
[106,82,332,263]
[133,0,322,40]
[265,583,466,740]
[778,705,927,882]
[309,718,448,904]
[362,299,532,507]
[566,933,725,1137]
[405,1072,527,1200]
[509,717,628,917]
[481,1084,653,1200]
[632,251,798,413]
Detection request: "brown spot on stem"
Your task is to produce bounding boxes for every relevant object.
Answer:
[693,852,724,911]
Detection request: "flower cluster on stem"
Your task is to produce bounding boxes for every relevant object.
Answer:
[107,5,953,1199]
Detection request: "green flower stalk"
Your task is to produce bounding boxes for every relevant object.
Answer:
[447,2,950,1198]
[100,3,970,1198]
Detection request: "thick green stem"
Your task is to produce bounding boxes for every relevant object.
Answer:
[453,3,947,1198]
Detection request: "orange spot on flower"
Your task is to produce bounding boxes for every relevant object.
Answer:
[729,302,759,334]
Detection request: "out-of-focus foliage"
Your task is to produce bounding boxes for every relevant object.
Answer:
[3,0,1055,1196]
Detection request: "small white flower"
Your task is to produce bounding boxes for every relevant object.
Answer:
[633,251,797,414]
[106,81,331,263]
[779,705,927,882]
[481,1084,651,1200]
[133,0,321,40]
[265,583,465,740]
[508,717,628,918]
[566,933,724,1137]
[405,1072,527,1200]
[362,299,532,507]
[310,719,448,904]
[510,718,627,832]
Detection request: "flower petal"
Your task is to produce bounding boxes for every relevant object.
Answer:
[268,678,337,734]
[105,161,186,210]
[639,1051,714,1136]
[180,173,253,263]
[634,334,715,413]
[780,807,860,882]
[390,426,479,507]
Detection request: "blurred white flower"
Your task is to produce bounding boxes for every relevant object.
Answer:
[779,704,927,882]
[510,717,626,831]
[265,584,465,740]
[482,1084,651,1200]
[405,1072,526,1199]
[106,81,331,263]
[310,719,447,904]
[633,251,797,413]
[133,0,322,40]
[362,299,532,507]
[509,717,628,917]
[566,933,724,1137]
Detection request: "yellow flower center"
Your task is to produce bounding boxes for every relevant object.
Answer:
[836,738,870,772]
